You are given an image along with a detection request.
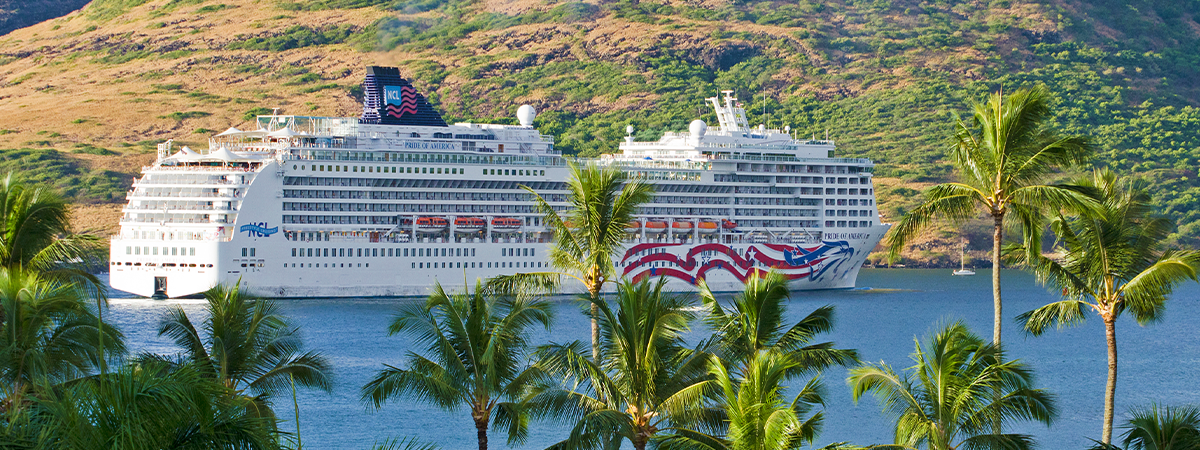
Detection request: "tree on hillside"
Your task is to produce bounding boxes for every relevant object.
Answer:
[361,281,553,450]
[1009,169,1200,445]
[848,322,1056,450]
[487,160,653,362]
[157,282,332,418]
[527,278,713,450]
[885,86,1095,346]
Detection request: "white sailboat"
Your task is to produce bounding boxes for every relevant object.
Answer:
[953,240,975,276]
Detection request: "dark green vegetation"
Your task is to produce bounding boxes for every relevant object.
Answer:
[0,276,328,449]
[0,149,128,202]
[0,0,91,35]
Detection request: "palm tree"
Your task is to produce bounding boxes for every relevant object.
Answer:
[847,322,1056,450]
[1009,169,1200,445]
[360,281,553,450]
[700,271,857,374]
[885,86,1094,345]
[158,282,332,417]
[21,360,282,450]
[1110,404,1200,450]
[662,352,826,450]
[0,268,124,411]
[528,278,713,450]
[489,160,653,362]
[0,175,109,372]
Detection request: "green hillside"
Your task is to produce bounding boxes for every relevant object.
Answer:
[0,0,1198,253]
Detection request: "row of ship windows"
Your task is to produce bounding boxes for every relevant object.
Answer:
[283,177,562,190]
[730,164,868,174]
[284,203,547,213]
[126,246,196,256]
[827,210,874,217]
[285,231,545,242]
[282,178,820,198]
[715,175,871,185]
[827,221,875,227]
[112,262,212,267]
[283,211,544,224]
[296,150,550,166]
[736,198,821,206]
[292,247,534,258]
[293,163,548,179]
[827,199,874,206]
[283,261,546,270]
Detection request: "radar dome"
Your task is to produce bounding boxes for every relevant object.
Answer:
[626,125,635,135]
[689,119,707,137]
[517,105,536,127]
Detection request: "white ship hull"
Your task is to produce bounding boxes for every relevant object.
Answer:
[110,223,887,298]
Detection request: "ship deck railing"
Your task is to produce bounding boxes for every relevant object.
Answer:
[149,165,259,172]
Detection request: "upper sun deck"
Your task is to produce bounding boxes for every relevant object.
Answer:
[618,91,845,162]
[202,115,558,155]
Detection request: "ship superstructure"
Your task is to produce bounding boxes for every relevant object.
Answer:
[108,68,889,298]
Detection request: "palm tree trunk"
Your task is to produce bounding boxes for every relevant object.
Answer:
[475,416,489,450]
[991,213,1004,437]
[991,214,1003,345]
[589,286,601,363]
[1102,315,1118,445]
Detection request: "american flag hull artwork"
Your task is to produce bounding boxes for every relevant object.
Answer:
[620,230,885,292]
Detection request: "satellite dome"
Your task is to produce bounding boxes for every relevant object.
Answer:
[689,119,707,138]
[517,105,536,127]
[626,125,635,135]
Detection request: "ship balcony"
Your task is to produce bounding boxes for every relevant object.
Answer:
[126,192,242,200]
[147,165,261,173]
[120,218,233,225]
[124,205,238,213]
[133,179,245,187]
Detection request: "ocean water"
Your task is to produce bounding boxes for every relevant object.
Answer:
[104,269,1200,449]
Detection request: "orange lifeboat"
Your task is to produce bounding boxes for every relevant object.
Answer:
[722,219,738,231]
[625,221,641,233]
[698,221,719,234]
[416,217,449,233]
[454,217,485,233]
[644,221,667,234]
[671,221,693,231]
[492,217,522,233]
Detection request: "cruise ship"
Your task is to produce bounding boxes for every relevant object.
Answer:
[108,66,890,298]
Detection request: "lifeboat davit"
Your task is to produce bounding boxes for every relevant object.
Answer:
[454,217,486,233]
[625,221,641,233]
[492,217,522,233]
[698,221,719,234]
[722,219,739,231]
[644,221,667,234]
[671,221,693,231]
[416,217,449,234]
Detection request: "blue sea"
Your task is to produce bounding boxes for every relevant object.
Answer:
[104,269,1200,449]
